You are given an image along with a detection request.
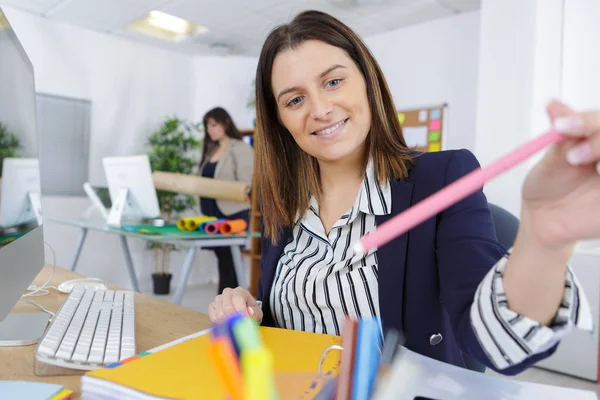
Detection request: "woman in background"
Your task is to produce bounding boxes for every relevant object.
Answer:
[199,107,254,294]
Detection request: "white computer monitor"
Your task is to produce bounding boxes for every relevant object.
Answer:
[0,6,49,346]
[0,158,42,229]
[102,154,160,226]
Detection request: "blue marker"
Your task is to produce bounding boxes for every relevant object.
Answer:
[351,317,381,400]
[225,312,244,358]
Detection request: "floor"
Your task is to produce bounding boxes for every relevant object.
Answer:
[148,282,600,398]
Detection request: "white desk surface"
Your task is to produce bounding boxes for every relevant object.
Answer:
[373,347,598,400]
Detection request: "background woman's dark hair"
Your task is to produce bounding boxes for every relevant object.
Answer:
[200,107,242,166]
[254,10,413,243]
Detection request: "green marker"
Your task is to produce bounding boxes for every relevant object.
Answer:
[232,318,262,351]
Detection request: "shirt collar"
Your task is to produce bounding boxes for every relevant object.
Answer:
[296,160,392,225]
[357,160,392,217]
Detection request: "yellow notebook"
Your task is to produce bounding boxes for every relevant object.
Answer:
[81,327,341,400]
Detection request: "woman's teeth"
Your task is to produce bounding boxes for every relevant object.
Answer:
[315,119,346,135]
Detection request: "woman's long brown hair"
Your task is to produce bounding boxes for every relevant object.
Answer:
[255,10,413,243]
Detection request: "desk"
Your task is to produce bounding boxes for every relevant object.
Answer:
[0,265,211,399]
[50,217,249,304]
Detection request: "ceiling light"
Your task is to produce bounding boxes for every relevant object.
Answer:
[148,11,190,34]
[126,10,208,43]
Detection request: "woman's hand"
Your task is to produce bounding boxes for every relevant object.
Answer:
[208,287,263,324]
[504,100,600,325]
[520,100,600,248]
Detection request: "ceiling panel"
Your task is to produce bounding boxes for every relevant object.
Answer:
[0,0,62,13]
[226,0,295,13]
[121,0,175,8]
[437,0,480,12]
[50,0,148,30]
[161,0,252,30]
[1,0,481,56]
[360,0,454,30]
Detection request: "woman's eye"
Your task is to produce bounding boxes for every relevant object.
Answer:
[287,96,303,107]
[326,78,343,88]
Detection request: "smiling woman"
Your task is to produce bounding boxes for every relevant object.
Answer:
[255,17,414,239]
[207,9,600,377]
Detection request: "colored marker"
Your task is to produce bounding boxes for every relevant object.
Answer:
[208,337,244,400]
[355,130,566,254]
[241,346,278,400]
[351,318,381,400]
[225,312,244,358]
[232,317,263,351]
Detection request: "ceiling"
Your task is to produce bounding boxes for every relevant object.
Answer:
[0,0,480,56]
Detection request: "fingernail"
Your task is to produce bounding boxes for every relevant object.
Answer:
[554,116,585,134]
[247,306,254,316]
[567,143,593,165]
[596,161,600,175]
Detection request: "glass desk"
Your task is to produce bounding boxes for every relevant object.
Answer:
[49,217,250,305]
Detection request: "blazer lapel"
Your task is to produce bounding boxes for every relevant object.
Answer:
[214,144,231,178]
[375,179,414,334]
[259,227,293,326]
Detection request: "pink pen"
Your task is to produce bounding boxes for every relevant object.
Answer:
[354,130,567,254]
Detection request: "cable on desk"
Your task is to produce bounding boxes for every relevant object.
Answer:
[22,241,58,297]
[18,298,55,319]
[17,241,58,320]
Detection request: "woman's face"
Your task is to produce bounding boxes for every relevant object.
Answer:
[271,40,371,165]
[206,118,227,142]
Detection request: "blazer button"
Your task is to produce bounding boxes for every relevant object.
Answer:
[429,333,443,346]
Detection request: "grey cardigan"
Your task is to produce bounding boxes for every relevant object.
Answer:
[198,138,254,216]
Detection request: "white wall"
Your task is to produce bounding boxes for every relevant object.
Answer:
[365,11,480,152]
[473,0,564,216]
[3,6,257,293]
[3,7,197,185]
[194,56,257,130]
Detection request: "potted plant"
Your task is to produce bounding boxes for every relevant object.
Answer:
[147,116,202,295]
[0,122,20,176]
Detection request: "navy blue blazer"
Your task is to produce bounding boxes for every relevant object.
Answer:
[257,149,557,375]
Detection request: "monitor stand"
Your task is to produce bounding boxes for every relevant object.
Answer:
[107,188,145,228]
[0,312,50,346]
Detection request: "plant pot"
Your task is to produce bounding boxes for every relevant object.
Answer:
[152,273,172,295]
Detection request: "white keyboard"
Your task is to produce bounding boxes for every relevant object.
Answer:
[35,286,136,370]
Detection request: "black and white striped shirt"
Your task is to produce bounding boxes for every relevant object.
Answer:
[270,162,389,336]
[269,162,592,368]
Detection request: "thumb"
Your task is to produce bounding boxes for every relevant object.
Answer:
[246,300,262,319]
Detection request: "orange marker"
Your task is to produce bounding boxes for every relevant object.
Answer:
[208,337,245,400]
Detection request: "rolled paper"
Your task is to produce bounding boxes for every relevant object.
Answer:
[176,216,216,231]
[176,217,188,231]
[186,216,216,230]
[153,171,250,203]
[219,219,248,235]
[205,220,228,234]
[199,218,225,233]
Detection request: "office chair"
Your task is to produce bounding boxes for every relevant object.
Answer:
[462,202,520,374]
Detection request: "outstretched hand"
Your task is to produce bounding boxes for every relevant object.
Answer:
[520,100,600,248]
